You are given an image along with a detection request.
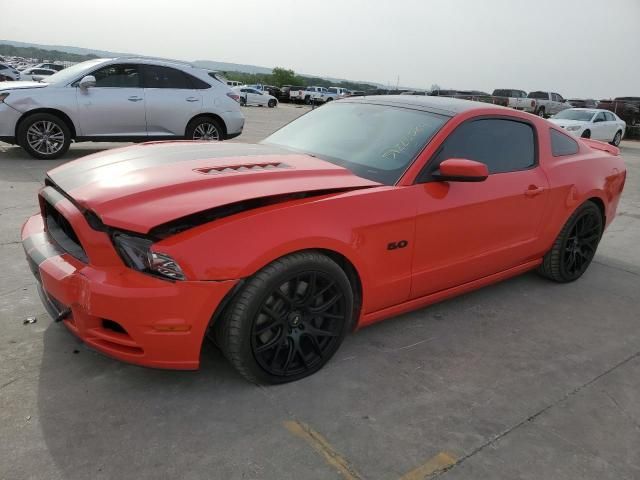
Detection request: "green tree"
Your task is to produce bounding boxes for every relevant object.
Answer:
[271,67,296,87]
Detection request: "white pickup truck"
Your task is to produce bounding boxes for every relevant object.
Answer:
[527,91,571,118]
[289,86,329,104]
[492,89,537,113]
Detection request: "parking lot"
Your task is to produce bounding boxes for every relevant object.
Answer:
[1,103,639,480]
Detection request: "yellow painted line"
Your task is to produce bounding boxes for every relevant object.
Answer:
[284,420,363,480]
[399,451,457,480]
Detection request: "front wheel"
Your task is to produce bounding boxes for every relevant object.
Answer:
[610,131,622,146]
[17,113,71,159]
[536,107,546,118]
[186,116,223,141]
[537,201,603,283]
[216,251,354,384]
[581,129,591,139]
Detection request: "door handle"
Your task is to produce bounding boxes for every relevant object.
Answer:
[186,97,199,102]
[128,96,143,102]
[524,185,545,197]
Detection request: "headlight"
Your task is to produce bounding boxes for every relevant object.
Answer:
[566,125,581,131]
[112,233,185,281]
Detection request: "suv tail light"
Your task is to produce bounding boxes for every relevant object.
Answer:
[227,92,240,103]
[531,100,536,107]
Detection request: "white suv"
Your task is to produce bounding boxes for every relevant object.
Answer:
[0,57,245,159]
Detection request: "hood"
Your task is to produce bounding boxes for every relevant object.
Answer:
[47,142,381,234]
[549,119,588,128]
[0,81,49,91]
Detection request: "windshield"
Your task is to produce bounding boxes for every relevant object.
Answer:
[43,59,107,84]
[263,102,447,185]
[553,109,596,121]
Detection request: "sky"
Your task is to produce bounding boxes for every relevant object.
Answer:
[2,0,639,98]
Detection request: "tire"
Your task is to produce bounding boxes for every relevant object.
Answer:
[17,113,71,159]
[268,99,277,108]
[325,97,333,102]
[186,116,223,141]
[581,129,591,139]
[610,130,622,146]
[537,107,546,118]
[216,251,354,384]
[537,201,603,283]
[304,96,311,105]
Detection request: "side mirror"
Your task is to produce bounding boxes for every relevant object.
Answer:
[78,75,96,89]
[432,158,489,182]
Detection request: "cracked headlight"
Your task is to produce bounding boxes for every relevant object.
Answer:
[112,233,185,281]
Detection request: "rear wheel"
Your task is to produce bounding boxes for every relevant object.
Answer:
[17,113,71,159]
[537,201,603,283]
[186,116,223,141]
[611,130,622,146]
[268,99,277,108]
[216,251,353,384]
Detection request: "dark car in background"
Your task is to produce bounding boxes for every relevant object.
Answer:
[568,99,598,108]
[598,97,640,126]
[279,85,306,103]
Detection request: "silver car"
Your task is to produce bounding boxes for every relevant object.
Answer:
[0,57,245,159]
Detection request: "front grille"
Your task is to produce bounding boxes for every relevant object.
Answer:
[43,200,88,263]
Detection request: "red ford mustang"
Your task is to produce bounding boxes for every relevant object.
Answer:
[22,96,626,383]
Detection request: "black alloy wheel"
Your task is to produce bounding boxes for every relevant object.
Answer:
[251,271,346,377]
[216,251,353,384]
[538,201,603,282]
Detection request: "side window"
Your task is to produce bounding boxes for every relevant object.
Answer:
[92,64,141,88]
[429,119,536,175]
[551,93,559,102]
[550,129,579,156]
[604,112,615,121]
[186,74,211,89]
[594,112,606,122]
[142,65,192,89]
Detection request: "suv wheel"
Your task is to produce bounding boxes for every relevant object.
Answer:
[18,113,71,159]
[186,117,223,141]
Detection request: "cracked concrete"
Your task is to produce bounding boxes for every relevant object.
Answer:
[0,107,639,480]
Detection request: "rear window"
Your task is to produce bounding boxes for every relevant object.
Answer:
[550,129,579,156]
[528,91,548,99]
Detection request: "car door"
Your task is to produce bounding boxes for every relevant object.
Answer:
[141,64,204,137]
[252,89,268,105]
[75,63,147,137]
[591,111,608,140]
[410,117,550,299]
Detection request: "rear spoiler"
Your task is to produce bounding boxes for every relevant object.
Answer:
[581,138,620,156]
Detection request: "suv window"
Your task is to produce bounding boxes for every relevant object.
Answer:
[428,118,536,175]
[92,64,141,88]
[550,129,579,156]
[142,65,192,89]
